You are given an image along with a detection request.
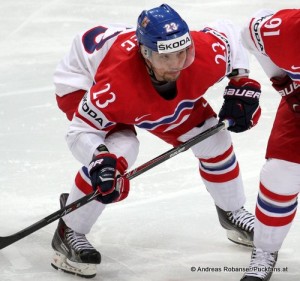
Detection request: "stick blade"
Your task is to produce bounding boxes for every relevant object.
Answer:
[0,235,19,249]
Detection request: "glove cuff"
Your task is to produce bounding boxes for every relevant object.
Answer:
[224,78,261,100]
[229,77,261,90]
[116,156,128,174]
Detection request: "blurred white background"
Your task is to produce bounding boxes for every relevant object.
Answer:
[0,1,299,280]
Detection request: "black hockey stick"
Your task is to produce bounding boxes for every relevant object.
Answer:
[0,120,232,249]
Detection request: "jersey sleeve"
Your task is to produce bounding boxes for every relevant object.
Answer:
[65,71,138,166]
[65,82,120,166]
[53,24,132,96]
[54,33,95,96]
[66,87,139,167]
[242,26,285,78]
[206,19,250,73]
[241,9,299,80]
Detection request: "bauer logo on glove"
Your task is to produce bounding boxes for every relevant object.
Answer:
[224,86,261,99]
[218,77,262,133]
[271,75,300,114]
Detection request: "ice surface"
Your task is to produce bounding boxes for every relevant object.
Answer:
[0,1,299,280]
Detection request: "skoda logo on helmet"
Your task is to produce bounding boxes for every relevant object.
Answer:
[157,32,192,54]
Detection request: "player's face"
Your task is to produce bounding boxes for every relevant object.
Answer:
[150,50,187,81]
[143,44,195,82]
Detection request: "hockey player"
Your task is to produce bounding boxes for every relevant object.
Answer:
[51,4,262,278]
[240,8,300,281]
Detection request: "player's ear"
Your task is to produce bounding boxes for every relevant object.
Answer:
[139,45,153,70]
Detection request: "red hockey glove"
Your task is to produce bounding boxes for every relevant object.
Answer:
[218,78,261,133]
[271,75,300,114]
[88,153,129,204]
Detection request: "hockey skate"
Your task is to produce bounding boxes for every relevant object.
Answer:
[240,247,278,281]
[51,193,101,278]
[216,205,254,247]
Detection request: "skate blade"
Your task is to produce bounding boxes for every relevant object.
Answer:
[226,230,253,247]
[51,251,97,278]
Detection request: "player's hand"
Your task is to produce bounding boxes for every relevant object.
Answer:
[88,153,129,204]
[218,78,261,133]
[271,75,300,114]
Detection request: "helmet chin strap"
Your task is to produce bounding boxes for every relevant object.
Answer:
[145,61,157,81]
[147,63,166,84]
